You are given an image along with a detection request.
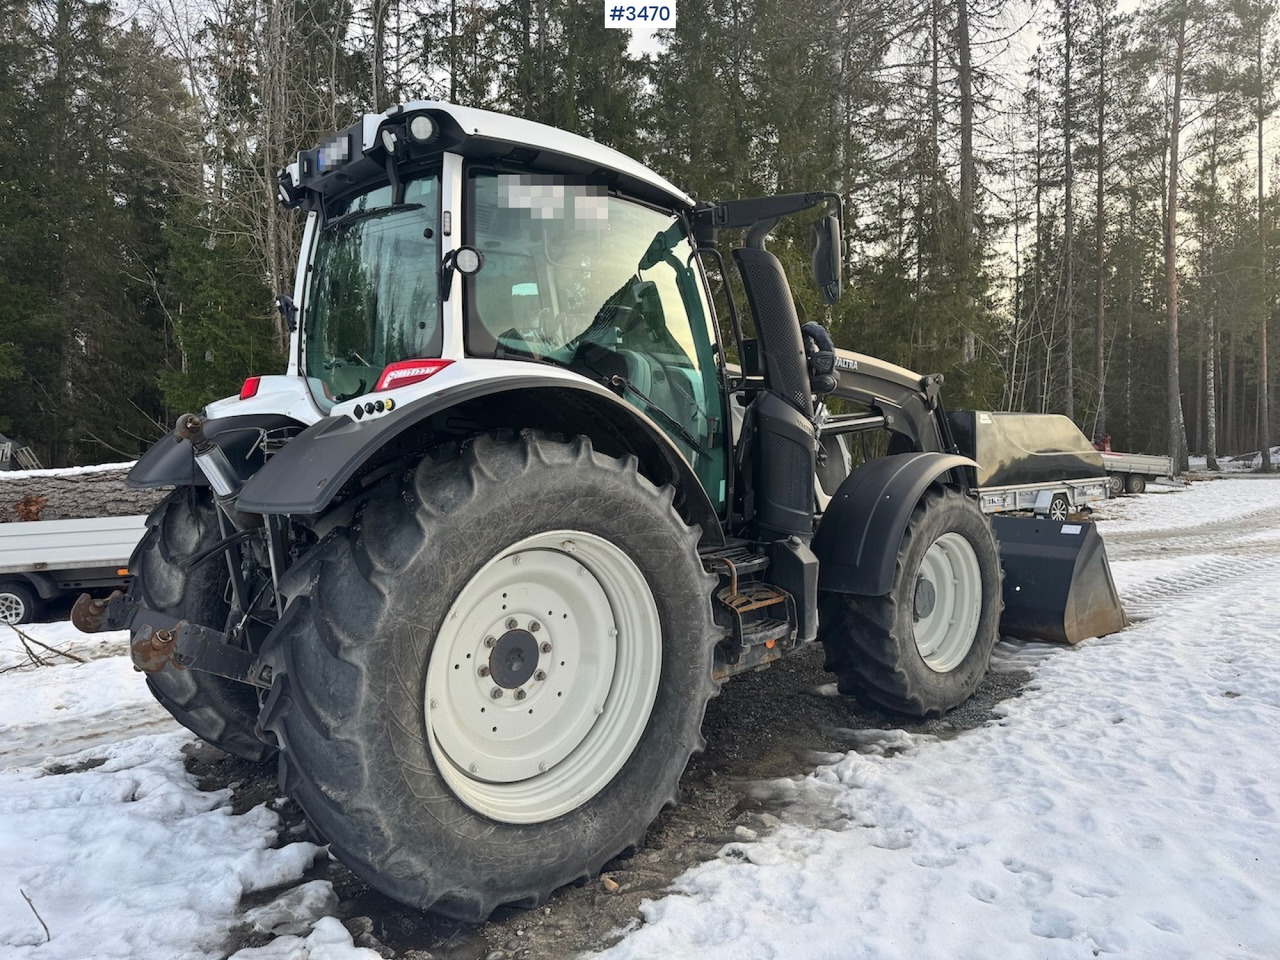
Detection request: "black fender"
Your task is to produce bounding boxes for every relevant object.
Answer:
[234,376,725,545]
[126,414,308,489]
[812,452,979,596]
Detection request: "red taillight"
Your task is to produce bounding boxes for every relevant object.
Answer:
[375,359,454,392]
[240,376,262,400]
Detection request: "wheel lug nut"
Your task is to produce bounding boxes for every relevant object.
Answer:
[535,669,546,681]
[490,688,504,699]
[484,636,496,648]
[540,642,552,654]
[478,666,490,677]
[506,617,518,630]
[515,689,527,701]
[529,621,540,632]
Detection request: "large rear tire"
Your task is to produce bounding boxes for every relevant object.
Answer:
[133,489,273,762]
[259,433,720,919]
[818,486,1001,718]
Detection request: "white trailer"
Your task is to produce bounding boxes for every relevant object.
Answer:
[0,515,147,624]
[976,476,1111,521]
[1100,451,1175,495]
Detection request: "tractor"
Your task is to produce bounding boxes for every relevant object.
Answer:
[75,102,1119,919]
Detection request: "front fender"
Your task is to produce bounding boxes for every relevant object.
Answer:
[812,452,978,596]
[234,375,724,545]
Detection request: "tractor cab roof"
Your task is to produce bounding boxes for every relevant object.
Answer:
[280,101,694,214]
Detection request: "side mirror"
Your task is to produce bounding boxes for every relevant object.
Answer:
[811,215,842,305]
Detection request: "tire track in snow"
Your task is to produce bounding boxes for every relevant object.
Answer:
[1119,553,1280,623]
[1103,503,1280,559]
[1097,498,1280,623]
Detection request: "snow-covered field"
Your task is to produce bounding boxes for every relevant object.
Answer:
[4,479,1280,959]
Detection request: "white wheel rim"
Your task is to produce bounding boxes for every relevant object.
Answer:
[911,532,982,673]
[0,592,25,624]
[426,530,661,824]
[1050,498,1069,521]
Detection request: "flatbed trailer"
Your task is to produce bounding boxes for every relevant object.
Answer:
[0,514,147,623]
[976,477,1110,520]
[1100,451,1175,495]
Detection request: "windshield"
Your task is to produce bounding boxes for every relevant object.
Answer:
[464,171,726,508]
[304,176,441,404]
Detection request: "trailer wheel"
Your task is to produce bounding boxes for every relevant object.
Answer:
[1108,475,1124,497]
[818,486,1001,718]
[1125,474,1146,494]
[259,433,720,920]
[0,581,40,625]
[134,489,273,762]
[1048,494,1070,521]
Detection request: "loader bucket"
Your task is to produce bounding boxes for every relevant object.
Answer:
[990,516,1127,645]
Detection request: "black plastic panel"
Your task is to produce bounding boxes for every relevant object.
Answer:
[733,247,812,418]
[812,452,978,597]
[127,414,307,489]
[234,376,724,545]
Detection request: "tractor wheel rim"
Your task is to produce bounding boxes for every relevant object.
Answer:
[426,530,661,824]
[912,532,982,673]
[0,593,25,624]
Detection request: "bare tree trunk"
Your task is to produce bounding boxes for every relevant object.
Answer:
[371,0,391,111]
[1033,54,1045,412]
[1259,26,1273,471]
[1207,314,1219,468]
[1205,112,1220,470]
[1063,0,1075,421]
[1094,0,1106,438]
[1263,320,1272,464]
[1227,331,1237,452]
[1166,12,1187,470]
[957,0,977,363]
[1193,330,1203,454]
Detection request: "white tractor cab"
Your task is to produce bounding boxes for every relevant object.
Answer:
[75,102,1124,919]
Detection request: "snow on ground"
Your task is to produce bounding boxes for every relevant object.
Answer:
[0,460,136,481]
[599,478,1280,960]
[0,624,342,959]
[2,477,1279,959]
[1189,445,1280,473]
[1094,471,1280,534]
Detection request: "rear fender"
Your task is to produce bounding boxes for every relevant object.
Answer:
[812,452,979,596]
[234,377,725,546]
[127,414,309,489]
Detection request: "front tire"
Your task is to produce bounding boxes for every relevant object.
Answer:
[818,486,1001,718]
[133,489,273,762]
[259,433,720,919]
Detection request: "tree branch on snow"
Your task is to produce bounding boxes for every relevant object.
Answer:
[20,889,50,942]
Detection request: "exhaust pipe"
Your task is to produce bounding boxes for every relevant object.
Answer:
[174,413,260,531]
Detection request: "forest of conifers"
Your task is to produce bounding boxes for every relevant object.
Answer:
[0,0,1277,469]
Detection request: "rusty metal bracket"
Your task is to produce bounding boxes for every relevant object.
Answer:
[170,619,270,688]
[131,623,182,674]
